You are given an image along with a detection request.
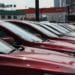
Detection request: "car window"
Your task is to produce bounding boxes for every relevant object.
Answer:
[35,23,61,36]
[48,24,68,33]
[0,39,15,54]
[8,21,48,40]
[30,23,58,37]
[45,24,64,34]
[68,24,75,30]
[35,23,58,34]
[9,21,40,34]
[8,21,58,38]
[0,21,42,42]
[42,23,69,34]
[55,24,70,32]
[58,23,73,31]
[23,21,58,37]
[41,24,61,35]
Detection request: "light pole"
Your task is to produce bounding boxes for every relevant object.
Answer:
[67,5,70,22]
[35,0,39,21]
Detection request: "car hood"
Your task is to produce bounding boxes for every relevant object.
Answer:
[40,39,75,52]
[0,46,75,74]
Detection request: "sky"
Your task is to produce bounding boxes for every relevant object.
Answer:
[0,0,54,9]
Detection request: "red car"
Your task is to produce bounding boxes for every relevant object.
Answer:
[0,39,75,75]
[1,21,75,56]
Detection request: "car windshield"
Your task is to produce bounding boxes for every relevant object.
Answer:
[60,23,75,31]
[39,23,61,35]
[7,21,59,39]
[0,21,43,42]
[33,22,61,36]
[42,22,70,34]
[0,39,15,54]
[24,21,58,37]
[9,21,58,38]
[57,23,73,31]
[8,21,48,40]
[68,24,75,30]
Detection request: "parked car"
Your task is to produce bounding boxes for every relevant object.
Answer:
[0,39,75,75]
[6,20,75,44]
[58,23,75,30]
[41,22,75,38]
[8,20,72,37]
[40,21,72,34]
[63,31,75,38]
[35,21,75,44]
[1,21,75,56]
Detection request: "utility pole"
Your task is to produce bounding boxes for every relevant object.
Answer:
[66,0,71,22]
[67,5,70,22]
[35,0,39,21]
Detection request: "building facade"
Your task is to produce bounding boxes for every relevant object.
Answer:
[0,10,26,20]
[54,0,67,7]
[53,0,75,22]
[0,0,75,22]
[24,7,67,22]
[54,0,60,7]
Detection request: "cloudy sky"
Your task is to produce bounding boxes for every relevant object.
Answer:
[0,0,54,9]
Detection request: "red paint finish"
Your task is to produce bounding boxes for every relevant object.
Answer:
[0,39,75,75]
[0,47,75,75]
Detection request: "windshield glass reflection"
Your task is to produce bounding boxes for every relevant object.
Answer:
[0,21,43,42]
[0,39,15,54]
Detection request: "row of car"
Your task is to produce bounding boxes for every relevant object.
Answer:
[2,20,75,55]
[1,20,75,75]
